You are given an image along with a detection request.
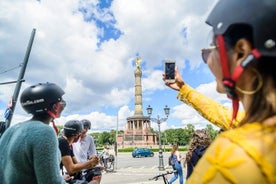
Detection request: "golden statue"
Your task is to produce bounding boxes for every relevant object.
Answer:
[135,56,141,69]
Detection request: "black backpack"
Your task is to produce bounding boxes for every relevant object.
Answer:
[168,154,175,166]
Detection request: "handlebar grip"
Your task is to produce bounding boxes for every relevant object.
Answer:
[148,176,158,181]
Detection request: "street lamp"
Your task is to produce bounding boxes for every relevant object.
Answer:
[146,105,170,171]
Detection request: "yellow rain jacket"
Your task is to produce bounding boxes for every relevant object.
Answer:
[177,85,276,184]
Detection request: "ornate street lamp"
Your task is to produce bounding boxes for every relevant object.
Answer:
[146,105,170,171]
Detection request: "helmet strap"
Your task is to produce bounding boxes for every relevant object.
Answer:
[216,35,261,127]
[47,101,61,119]
[51,120,59,136]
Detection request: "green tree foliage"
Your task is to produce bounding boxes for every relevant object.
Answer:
[163,124,195,146]
[109,129,116,144]
[56,125,64,137]
[183,124,195,145]
[91,132,101,146]
[205,124,220,140]
[161,123,220,146]
[98,131,111,146]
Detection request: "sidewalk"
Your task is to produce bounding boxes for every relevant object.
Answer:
[101,166,186,184]
[100,152,187,184]
[101,168,168,184]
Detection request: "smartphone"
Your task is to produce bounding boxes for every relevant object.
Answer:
[164,59,176,83]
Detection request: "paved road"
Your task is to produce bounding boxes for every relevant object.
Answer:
[100,152,187,184]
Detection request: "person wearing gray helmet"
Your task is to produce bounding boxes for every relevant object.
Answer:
[72,119,102,183]
[73,119,97,163]
[59,120,99,183]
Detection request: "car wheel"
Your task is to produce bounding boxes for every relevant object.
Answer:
[150,153,154,157]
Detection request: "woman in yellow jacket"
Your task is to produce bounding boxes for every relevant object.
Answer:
[165,0,276,183]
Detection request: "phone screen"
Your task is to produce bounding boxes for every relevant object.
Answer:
[165,62,175,80]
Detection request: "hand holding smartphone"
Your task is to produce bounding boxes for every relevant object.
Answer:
[164,59,176,83]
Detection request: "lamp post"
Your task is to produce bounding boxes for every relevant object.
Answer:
[146,105,170,171]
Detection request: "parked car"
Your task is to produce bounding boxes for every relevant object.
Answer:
[132,148,154,158]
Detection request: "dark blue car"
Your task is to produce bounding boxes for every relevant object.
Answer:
[132,148,154,158]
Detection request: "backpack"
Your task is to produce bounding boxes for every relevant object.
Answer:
[168,154,175,166]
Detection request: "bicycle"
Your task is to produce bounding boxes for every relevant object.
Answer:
[148,170,176,184]
[99,153,115,172]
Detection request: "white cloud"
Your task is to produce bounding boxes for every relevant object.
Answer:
[142,70,164,91]
[54,104,133,131]
[0,0,224,132]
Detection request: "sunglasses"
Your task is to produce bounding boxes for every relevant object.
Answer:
[201,45,217,64]
[60,99,66,108]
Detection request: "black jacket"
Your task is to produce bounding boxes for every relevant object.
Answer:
[186,146,208,179]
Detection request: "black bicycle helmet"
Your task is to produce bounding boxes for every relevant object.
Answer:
[81,119,91,129]
[206,0,276,57]
[20,82,65,114]
[205,0,276,125]
[63,120,83,137]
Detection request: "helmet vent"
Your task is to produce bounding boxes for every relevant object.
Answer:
[264,39,276,49]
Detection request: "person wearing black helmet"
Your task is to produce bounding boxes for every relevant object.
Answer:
[165,0,276,183]
[58,120,99,183]
[0,82,68,184]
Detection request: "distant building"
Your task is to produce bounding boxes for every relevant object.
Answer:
[117,57,157,147]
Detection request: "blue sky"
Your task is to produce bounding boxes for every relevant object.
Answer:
[0,0,230,132]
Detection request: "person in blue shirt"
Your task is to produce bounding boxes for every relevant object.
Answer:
[168,143,184,184]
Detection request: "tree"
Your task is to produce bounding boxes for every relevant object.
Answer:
[205,124,220,140]
[162,124,195,146]
[97,131,111,146]
[56,125,64,137]
[91,132,101,146]
[182,124,195,145]
[109,129,116,144]
[163,129,177,145]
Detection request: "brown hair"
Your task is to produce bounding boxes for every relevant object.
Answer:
[171,143,179,154]
[184,129,211,164]
[240,61,276,125]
